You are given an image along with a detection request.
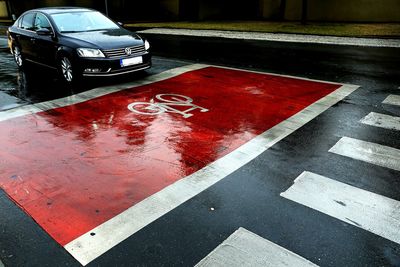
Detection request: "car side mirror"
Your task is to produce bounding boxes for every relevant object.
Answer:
[37,28,53,36]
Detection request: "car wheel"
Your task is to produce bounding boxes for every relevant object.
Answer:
[58,56,76,84]
[13,46,24,68]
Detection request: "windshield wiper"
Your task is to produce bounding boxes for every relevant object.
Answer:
[60,30,83,33]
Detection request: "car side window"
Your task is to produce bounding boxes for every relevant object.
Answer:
[20,12,35,31]
[34,13,52,31]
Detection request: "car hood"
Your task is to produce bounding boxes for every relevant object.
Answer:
[62,28,144,49]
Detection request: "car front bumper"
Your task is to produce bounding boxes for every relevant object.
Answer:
[78,52,151,77]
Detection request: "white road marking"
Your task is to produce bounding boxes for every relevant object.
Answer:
[382,94,400,107]
[329,137,400,171]
[0,63,359,265]
[195,227,318,267]
[65,81,359,265]
[360,112,400,131]
[281,171,400,245]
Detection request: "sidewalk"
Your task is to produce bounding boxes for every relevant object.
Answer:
[0,22,399,48]
[138,28,400,48]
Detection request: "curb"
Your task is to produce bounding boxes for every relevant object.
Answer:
[138,28,400,48]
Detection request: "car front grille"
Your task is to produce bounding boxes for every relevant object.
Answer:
[102,45,146,58]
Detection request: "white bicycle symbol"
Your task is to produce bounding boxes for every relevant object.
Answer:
[128,94,209,118]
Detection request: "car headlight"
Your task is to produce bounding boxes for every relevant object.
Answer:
[144,40,150,51]
[77,48,105,58]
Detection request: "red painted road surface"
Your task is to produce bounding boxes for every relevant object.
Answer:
[0,67,340,245]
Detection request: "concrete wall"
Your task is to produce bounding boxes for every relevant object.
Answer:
[5,0,400,22]
[285,0,400,22]
[259,0,281,19]
[198,0,222,20]
[160,0,180,19]
[195,0,400,22]
[197,0,261,20]
[0,1,8,17]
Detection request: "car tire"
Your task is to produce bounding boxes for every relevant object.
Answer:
[58,55,79,84]
[13,46,24,69]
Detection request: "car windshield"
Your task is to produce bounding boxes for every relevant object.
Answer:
[51,11,119,33]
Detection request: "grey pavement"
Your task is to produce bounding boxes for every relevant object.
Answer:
[139,28,400,48]
[0,92,22,110]
[0,259,4,267]
[1,27,398,48]
[0,37,8,49]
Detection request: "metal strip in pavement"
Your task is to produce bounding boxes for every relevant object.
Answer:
[329,137,400,171]
[281,171,400,245]
[383,94,400,107]
[360,112,400,131]
[64,81,359,265]
[195,227,318,267]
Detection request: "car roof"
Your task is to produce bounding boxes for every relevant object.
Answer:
[28,7,96,15]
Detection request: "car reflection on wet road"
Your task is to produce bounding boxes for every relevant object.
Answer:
[0,50,26,110]
[0,48,80,109]
[0,49,185,111]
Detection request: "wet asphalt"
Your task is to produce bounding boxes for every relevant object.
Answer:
[0,34,400,266]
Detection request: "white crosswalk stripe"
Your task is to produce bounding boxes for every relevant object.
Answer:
[382,94,400,106]
[329,136,400,171]
[281,171,400,245]
[277,98,400,262]
[360,112,400,131]
[195,227,318,267]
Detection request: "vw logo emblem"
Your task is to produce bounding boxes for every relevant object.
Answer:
[125,47,132,55]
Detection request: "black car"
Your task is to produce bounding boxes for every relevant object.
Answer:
[7,7,151,83]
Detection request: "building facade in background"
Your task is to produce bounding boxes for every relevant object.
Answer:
[1,0,400,22]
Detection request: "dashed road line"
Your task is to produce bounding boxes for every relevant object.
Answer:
[195,227,318,267]
[281,171,400,245]
[329,137,400,171]
[360,112,400,131]
[382,94,400,107]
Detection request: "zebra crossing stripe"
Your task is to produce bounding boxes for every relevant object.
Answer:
[281,171,400,245]
[360,112,400,131]
[195,227,318,267]
[382,94,400,106]
[329,137,400,171]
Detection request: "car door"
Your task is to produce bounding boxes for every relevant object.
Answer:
[32,12,58,67]
[17,12,36,60]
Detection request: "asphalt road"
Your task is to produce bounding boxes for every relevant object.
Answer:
[0,35,399,266]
